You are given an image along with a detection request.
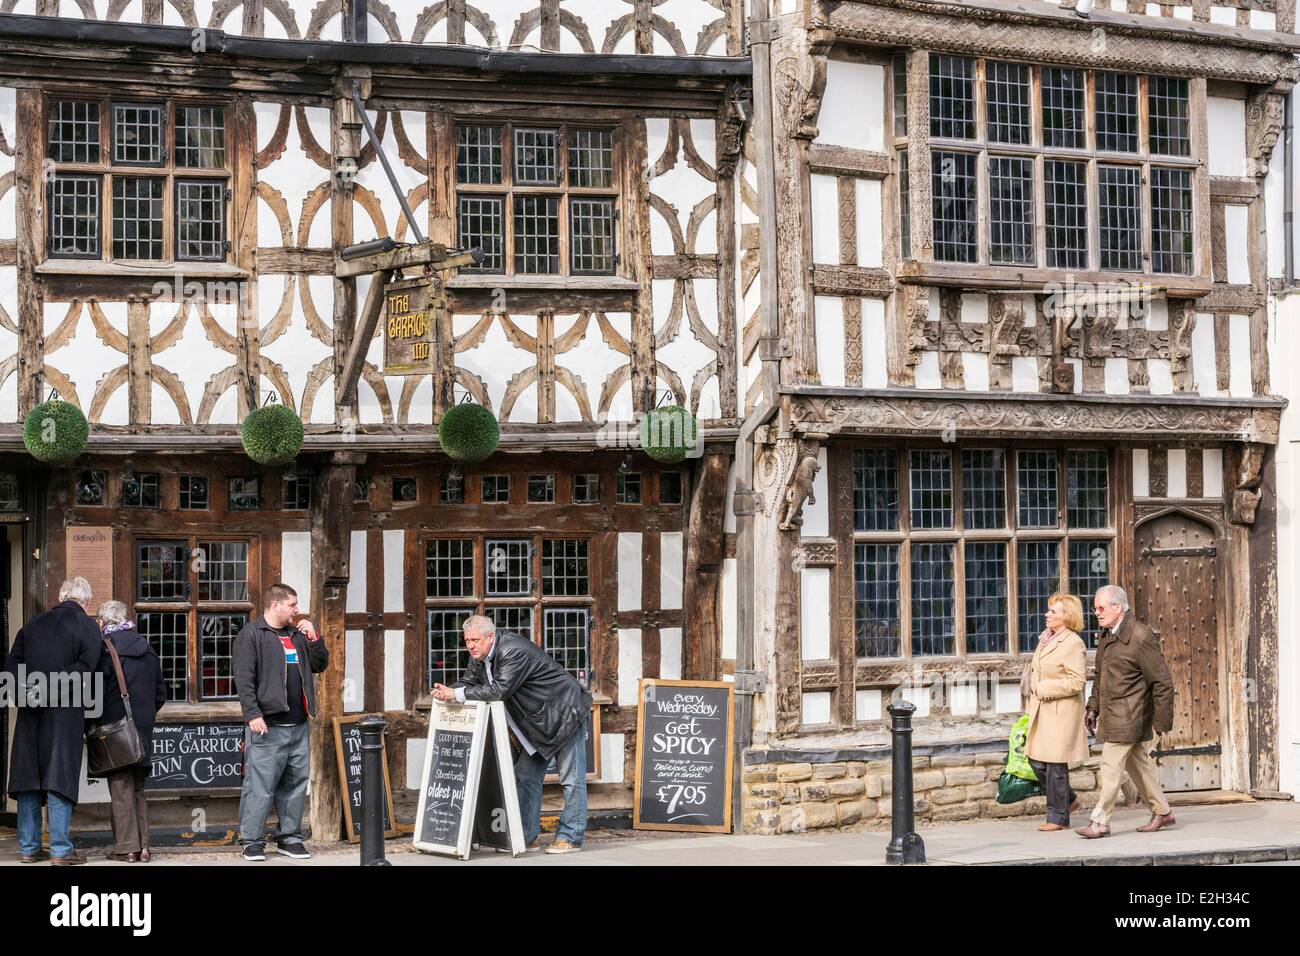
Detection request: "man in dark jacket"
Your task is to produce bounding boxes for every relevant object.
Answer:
[93,600,166,862]
[433,615,592,854]
[232,582,328,862]
[3,576,103,864]
[1076,585,1176,839]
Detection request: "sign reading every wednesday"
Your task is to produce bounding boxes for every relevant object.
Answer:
[383,277,438,375]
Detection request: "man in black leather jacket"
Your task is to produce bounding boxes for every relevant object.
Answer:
[433,615,591,854]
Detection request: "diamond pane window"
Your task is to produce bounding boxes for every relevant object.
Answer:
[176,180,225,261]
[429,609,474,687]
[1096,73,1139,153]
[929,54,975,139]
[1069,539,1111,648]
[1045,160,1088,269]
[199,612,244,700]
[910,449,953,529]
[931,151,977,263]
[1042,68,1086,149]
[458,196,504,272]
[1149,76,1191,157]
[426,538,475,598]
[48,100,100,164]
[113,176,165,260]
[568,129,613,188]
[570,198,616,274]
[456,126,502,184]
[514,196,560,274]
[197,541,249,602]
[1017,450,1058,528]
[988,156,1034,266]
[911,542,955,656]
[113,102,164,166]
[137,541,187,602]
[1098,164,1142,271]
[1151,166,1194,275]
[139,611,187,701]
[123,472,160,509]
[855,543,901,659]
[48,176,100,258]
[543,608,590,685]
[485,538,531,596]
[514,128,559,185]
[962,449,1005,529]
[986,61,1031,145]
[175,106,226,168]
[965,542,1008,654]
[893,55,909,138]
[1067,451,1109,528]
[853,449,898,531]
[1017,541,1059,652]
[542,539,588,596]
[898,148,911,259]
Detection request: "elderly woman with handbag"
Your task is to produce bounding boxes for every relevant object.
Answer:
[1021,592,1089,832]
[88,601,167,862]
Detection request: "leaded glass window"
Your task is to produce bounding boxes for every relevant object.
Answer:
[855,543,901,659]
[910,450,953,529]
[965,542,1008,654]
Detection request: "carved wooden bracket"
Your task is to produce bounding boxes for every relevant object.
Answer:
[778,437,823,531]
[773,27,835,142]
[715,81,748,179]
[1230,442,1265,525]
[1246,88,1287,179]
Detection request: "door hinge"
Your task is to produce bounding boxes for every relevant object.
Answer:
[733,669,767,696]
[1140,545,1217,559]
[1151,743,1222,760]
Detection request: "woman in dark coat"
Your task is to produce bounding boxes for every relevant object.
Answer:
[93,600,167,862]
[3,577,102,864]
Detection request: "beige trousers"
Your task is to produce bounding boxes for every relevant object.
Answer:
[1090,739,1171,826]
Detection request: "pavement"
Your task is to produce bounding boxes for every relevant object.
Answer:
[3,799,1298,866]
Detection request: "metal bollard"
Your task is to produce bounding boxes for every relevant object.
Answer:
[885,700,926,865]
[359,715,392,866]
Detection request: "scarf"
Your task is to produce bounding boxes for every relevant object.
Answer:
[103,621,135,636]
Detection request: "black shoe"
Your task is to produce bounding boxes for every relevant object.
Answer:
[50,851,87,866]
[242,842,267,862]
[276,841,312,860]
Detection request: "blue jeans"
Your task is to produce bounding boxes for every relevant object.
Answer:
[514,729,587,845]
[16,791,75,858]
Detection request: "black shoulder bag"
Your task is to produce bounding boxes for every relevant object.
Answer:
[85,640,146,777]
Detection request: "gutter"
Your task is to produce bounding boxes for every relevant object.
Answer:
[0,13,751,78]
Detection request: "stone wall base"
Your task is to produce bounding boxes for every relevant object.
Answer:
[742,747,1138,834]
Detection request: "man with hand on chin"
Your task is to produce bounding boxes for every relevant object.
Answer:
[233,583,329,862]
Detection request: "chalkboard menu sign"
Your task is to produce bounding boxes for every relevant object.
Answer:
[146,723,245,791]
[633,679,734,833]
[413,700,523,859]
[332,716,398,844]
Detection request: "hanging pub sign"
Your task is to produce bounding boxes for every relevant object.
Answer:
[412,700,525,860]
[633,679,735,833]
[383,276,439,375]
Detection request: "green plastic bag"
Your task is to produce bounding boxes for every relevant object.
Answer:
[996,771,1045,805]
[1005,714,1038,782]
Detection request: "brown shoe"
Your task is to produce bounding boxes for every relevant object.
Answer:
[1074,823,1111,839]
[1038,822,1067,831]
[107,851,140,862]
[1136,812,1177,833]
[51,851,87,866]
[18,848,50,864]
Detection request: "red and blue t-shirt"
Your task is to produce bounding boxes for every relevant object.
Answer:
[269,629,309,725]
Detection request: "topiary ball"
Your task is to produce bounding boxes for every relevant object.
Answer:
[23,399,89,464]
[439,402,500,463]
[241,404,305,466]
[639,404,698,464]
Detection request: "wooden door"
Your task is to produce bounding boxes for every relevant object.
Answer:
[1132,513,1221,791]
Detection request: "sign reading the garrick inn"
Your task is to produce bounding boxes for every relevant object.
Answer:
[146,724,245,790]
[633,679,734,833]
[64,526,113,615]
[383,277,437,375]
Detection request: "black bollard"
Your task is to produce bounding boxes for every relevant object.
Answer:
[885,700,926,865]
[359,715,392,866]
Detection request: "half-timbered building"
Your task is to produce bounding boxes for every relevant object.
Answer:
[736,0,1296,830]
[0,0,750,837]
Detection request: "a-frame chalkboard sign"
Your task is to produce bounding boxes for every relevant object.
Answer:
[412,700,525,859]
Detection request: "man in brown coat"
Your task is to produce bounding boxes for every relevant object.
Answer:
[1075,585,1176,838]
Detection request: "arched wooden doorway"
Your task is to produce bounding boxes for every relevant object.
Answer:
[1132,511,1222,792]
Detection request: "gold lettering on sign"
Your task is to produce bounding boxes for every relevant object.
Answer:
[383,279,439,376]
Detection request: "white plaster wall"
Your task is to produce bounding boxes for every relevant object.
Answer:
[1167,448,1188,497]
[1104,357,1129,395]
[961,353,989,391]
[1012,356,1039,392]
[1191,312,1220,397]
[1133,447,1150,497]
[814,296,846,386]
[815,60,885,152]
[863,298,888,388]
[384,630,405,711]
[344,630,365,714]
[1204,448,1224,498]
[618,629,642,706]
[1224,205,1251,285]
[661,531,683,610]
[281,531,312,612]
[599,732,626,783]
[1207,97,1247,178]
[453,314,534,419]
[800,447,830,537]
[801,691,832,726]
[857,179,883,267]
[721,557,737,661]
[618,532,643,611]
[659,627,683,680]
[855,689,882,722]
[383,529,404,612]
[1229,313,1252,397]
[800,568,832,660]
[810,174,839,264]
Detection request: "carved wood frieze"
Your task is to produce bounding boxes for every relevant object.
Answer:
[787,394,1282,444]
[795,539,839,567]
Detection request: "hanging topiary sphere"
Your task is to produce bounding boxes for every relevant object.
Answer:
[439,402,500,463]
[23,399,89,464]
[639,404,698,464]
[241,403,305,466]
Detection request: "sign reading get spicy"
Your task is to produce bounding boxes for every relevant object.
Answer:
[383,277,439,375]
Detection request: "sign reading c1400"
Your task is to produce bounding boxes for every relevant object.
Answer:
[383,277,439,375]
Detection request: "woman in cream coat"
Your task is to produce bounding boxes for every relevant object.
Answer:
[1023,592,1089,831]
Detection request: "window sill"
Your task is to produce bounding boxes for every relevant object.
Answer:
[35,260,248,280]
[898,260,1212,299]
[156,702,244,722]
[446,274,639,292]
[414,691,613,711]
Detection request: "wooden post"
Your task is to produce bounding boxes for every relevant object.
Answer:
[683,452,730,680]
[307,455,359,843]
[15,89,43,415]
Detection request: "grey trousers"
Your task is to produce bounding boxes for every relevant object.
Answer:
[107,765,151,854]
[1029,758,1077,826]
[239,722,310,844]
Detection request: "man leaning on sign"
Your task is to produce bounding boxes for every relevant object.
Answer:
[432,615,592,855]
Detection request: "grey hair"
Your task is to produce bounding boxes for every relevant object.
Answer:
[1096,584,1130,612]
[97,600,130,626]
[58,576,93,606]
[463,614,496,636]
